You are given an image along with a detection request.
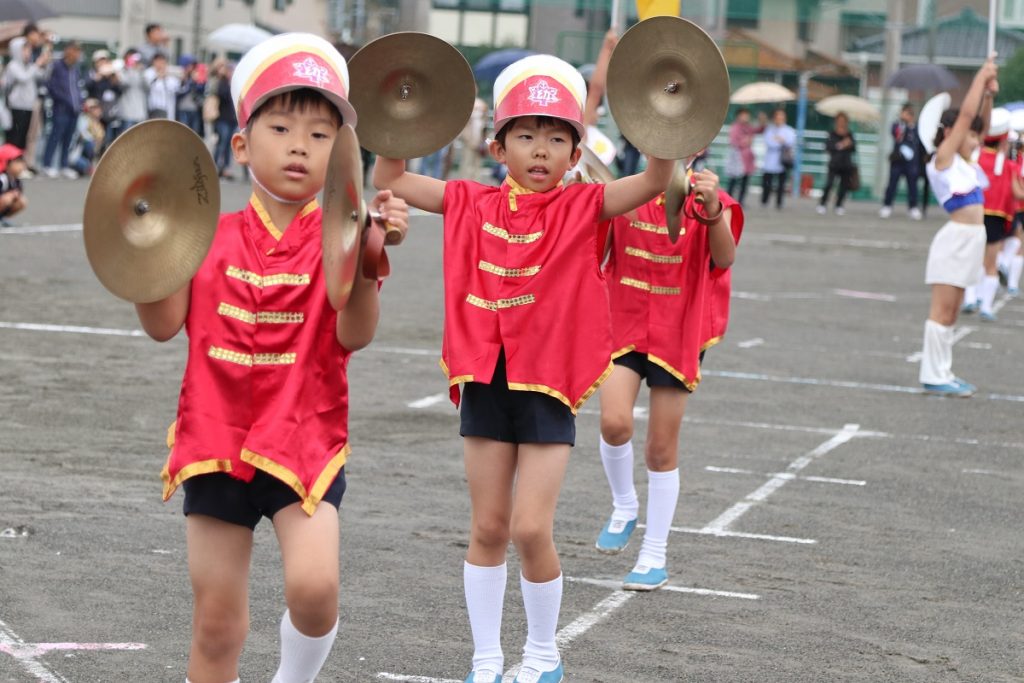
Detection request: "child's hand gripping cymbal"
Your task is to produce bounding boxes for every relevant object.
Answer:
[370,189,410,245]
[690,169,722,218]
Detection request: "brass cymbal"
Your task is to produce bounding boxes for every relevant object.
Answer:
[663,160,690,243]
[348,32,476,159]
[580,143,616,184]
[606,16,730,160]
[82,120,219,303]
[322,123,366,311]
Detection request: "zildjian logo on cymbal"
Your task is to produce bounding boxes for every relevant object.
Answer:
[190,156,210,206]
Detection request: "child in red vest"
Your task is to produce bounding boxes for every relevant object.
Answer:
[595,169,742,589]
[134,33,407,683]
[374,54,672,683]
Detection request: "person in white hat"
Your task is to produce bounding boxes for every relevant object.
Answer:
[918,56,998,396]
[962,106,1024,320]
[131,32,408,683]
[374,53,673,683]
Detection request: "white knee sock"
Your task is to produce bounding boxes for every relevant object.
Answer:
[464,562,506,675]
[271,609,338,683]
[979,275,1000,314]
[599,437,638,522]
[520,574,562,673]
[1010,255,1024,290]
[919,319,956,385]
[1001,236,1020,265]
[636,469,680,570]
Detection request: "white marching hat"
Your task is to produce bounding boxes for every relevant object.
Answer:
[987,107,1011,139]
[231,32,355,130]
[493,54,587,139]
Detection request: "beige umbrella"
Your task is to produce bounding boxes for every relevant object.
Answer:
[729,82,796,105]
[815,95,881,124]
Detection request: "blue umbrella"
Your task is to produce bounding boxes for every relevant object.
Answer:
[1001,101,1024,112]
[473,48,536,83]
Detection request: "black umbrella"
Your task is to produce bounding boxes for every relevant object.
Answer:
[0,0,57,22]
[886,64,959,91]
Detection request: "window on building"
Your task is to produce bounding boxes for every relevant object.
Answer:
[727,0,759,30]
[1003,0,1024,26]
[274,0,288,10]
[432,0,528,12]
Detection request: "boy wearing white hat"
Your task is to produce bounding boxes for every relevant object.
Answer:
[133,32,408,683]
[374,54,672,683]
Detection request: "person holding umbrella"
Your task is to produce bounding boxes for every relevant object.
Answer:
[816,111,857,216]
[880,103,923,220]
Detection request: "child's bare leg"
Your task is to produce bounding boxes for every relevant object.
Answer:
[511,443,571,674]
[10,195,26,215]
[597,366,642,551]
[186,515,253,683]
[271,502,341,683]
[463,436,517,677]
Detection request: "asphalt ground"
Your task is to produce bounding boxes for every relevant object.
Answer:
[1,177,1022,683]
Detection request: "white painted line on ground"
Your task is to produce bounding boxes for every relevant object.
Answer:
[0,618,69,683]
[987,393,1024,402]
[704,466,865,486]
[553,589,635,649]
[702,424,860,535]
[962,342,993,349]
[566,576,759,600]
[369,345,438,357]
[962,468,1002,475]
[737,337,765,348]
[377,674,460,683]
[0,322,146,337]
[407,393,448,409]
[0,223,82,235]
[667,526,817,544]
[748,232,912,250]
[906,326,975,363]
[6,642,147,658]
[833,289,897,302]
[703,369,924,395]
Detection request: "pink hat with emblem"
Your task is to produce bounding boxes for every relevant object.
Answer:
[231,32,356,130]
[492,54,587,140]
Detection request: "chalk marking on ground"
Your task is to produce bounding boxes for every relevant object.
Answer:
[566,576,760,600]
[377,674,460,683]
[407,393,448,409]
[702,424,860,535]
[704,465,865,486]
[833,289,897,302]
[0,223,82,235]
[737,337,765,348]
[0,322,146,337]
[0,618,142,682]
[661,525,817,544]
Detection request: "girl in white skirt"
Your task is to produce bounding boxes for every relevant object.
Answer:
[920,56,999,396]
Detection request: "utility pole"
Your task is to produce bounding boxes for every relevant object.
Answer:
[192,0,202,59]
[874,0,903,199]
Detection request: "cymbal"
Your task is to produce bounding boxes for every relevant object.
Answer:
[83,120,219,303]
[606,16,730,160]
[663,161,691,243]
[580,143,616,184]
[348,32,476,159]
[322,123,366,311]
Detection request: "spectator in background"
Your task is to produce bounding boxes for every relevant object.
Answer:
[213,61,237,179]
[617,135,641,176]
[115,49,148,140]
[138,23,169,66]
[70,98,105,176]
[42,41,84,179]
[0,144,30,225]
[817,112,857,216]
[19,24,54,174]
[725,107,763,207]
[146,53,179,120]
[175,55,204,135]
[880,103,923,220]
[459,97,487,181]
[760,107,797,210]
[4,36,50,166]
[85,50,122,152]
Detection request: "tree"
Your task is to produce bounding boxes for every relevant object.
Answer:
[997,47,1024,106]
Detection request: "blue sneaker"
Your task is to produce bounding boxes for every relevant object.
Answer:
[961,301,979,314]
[922,380,974,397]
[979,311,997,322]
[465,669,500,683]
[514,662,564,683]
[623,564,669,591]
[596,516,637,554]
[1008,287,1020,298]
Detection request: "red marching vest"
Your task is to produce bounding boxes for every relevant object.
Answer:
[440,179,612,414]
[605,190,743,391]
[979,146,1019,233]
[162,195,352,515]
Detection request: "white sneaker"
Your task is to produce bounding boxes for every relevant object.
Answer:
[909,207,923,220]
[879,206,892,218]
[835,206,845,216]
[816,205,827,215]
[18,169,34,180]
[43,167,59,178]
[60,168,79,179]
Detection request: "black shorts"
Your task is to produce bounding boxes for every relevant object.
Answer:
[183,467,346,530]
[984,215,1010,243]
[613,350,704,392]
[1014,212,1024,232]
[460,351,576,445]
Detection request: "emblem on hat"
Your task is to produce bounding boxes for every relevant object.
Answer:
[528,79,560,107]
[293,57,332,88]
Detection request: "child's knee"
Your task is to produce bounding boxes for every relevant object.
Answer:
[600,413,634,445]
[471,515,510,549]
[284,574,338,625]
[192,605,247,661]
[509,517,552,552]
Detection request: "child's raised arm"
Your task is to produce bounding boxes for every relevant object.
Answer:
[135,285,190,341]
[373,157,446,214]
[935,55,998,171]
[600,156,674,220]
